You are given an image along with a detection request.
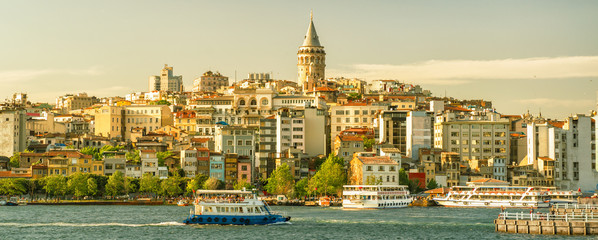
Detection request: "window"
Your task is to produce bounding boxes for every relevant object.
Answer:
[354,110,359,115]
[238,140,243,145]
[366,166,372,171]
[378,166,385,171]
[241,166,248,171]
[362,110,368,115]
[363,118,367,123]
[450,132,459,137]
[335,110,344,115]
[261,99,268,105]
[227,140,233,146]
[245,140,251,145]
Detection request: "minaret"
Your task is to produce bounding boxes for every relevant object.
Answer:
[298,11,326,93]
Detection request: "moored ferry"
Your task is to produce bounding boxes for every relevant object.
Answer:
[433,185,550,208]
[342,185,412,209]
[183,190,291,225]
[540,187,581,204]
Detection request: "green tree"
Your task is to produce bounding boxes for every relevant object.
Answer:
[153,100,171,106]
[44,175,67,198]
[202,177,220,190]
[9,153,20,168]
[293,178,309,198]
[80,147,101,160]
[126,149,141,165]
[426,179,439,190]
[362,136,375,150]
[186,174,209,194]
[157,151,173,167]
[105,171,125,196]
[67,172,90,198]
[347,93,362,101]
[308,154,346,196]
[265,163,295,195]
[161,177,182,197]
[233,180,255,190]
[139,173,160,195]
[87,178,98,197]
[0,178,28,196]
[125,177,139,194]
[399,168,410,185]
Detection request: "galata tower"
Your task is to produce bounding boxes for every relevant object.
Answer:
[297,12,326,92]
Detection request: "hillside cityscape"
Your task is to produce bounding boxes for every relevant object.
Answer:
[2,13,598,200]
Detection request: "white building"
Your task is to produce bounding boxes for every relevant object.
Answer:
[140,150,158,177]
[331,103,386,144]
[406,111,433,160]
[0,109,28,157]
[488,157,507,181]
[349,155,400,185]
[276,107,327,157]
[180,148,198,178]
[434,111,510,163]
[149,64,183,92]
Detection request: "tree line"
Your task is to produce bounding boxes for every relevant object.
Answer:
[0,171,253,200]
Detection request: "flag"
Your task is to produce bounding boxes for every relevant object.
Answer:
[578,187,581,192]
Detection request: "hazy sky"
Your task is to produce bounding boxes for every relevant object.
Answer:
[2,1,598,119]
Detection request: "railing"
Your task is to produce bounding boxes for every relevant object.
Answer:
[498,211,598,222]
[552,203,598,210]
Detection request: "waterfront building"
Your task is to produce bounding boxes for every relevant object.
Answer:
[333,135,364,166]
[125,164,141,178]
[257,116,277,180]
[103,151,126,176]
[158,166,168,179]
[348,155,399,185]
[275,107,328,157]
[193,71,229,92]
[149,64,183,92]
[331,103,386,146]
[406,111,433,160]
[434,111,510,163]
[297,13,325,92]
[180,148,199,178]
[140,149,158,177]
[237,156,252,183]
[209,152,225,182]
[376,109,410,154]
[224,153,238,186]
[276,148,308,181]
[0,109,28,158]
[440,152,462,187]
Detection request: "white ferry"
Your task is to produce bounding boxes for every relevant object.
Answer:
[433,185,550,208]
[541,187,581,204]
[342,185,412,209]
[183,190,290,225]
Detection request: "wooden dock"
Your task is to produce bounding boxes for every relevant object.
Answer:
[495,204,598,235]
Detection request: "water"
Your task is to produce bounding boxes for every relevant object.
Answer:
[0,205,590,239]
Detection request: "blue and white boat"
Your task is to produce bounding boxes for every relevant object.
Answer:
[183,189,291,225]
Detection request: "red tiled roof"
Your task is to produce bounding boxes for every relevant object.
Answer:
[342,102,367,106]
[538,157,555,161]
[510,133,526,138]
[190,138,210,143]
[338,135,363,142]
[140,149,156,153]
[548,121,564,129]
[445,106,472,112]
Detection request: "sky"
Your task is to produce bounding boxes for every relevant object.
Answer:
[2,0,598,119]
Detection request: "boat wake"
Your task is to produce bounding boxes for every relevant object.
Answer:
[268,221,292,225]
[0,221,185,227]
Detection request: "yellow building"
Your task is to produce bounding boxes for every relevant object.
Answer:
[94,105,173,140]
[48,156,68,176]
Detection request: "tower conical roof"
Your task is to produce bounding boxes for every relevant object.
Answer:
[302,12,321,47]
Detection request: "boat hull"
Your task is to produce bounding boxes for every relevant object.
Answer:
[433,199,549,208]
[342,199,411,209]
[183,214,290,225]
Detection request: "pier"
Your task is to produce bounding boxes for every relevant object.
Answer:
[495,204,598,235]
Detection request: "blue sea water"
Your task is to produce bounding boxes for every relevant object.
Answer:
[0,205,590,239]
